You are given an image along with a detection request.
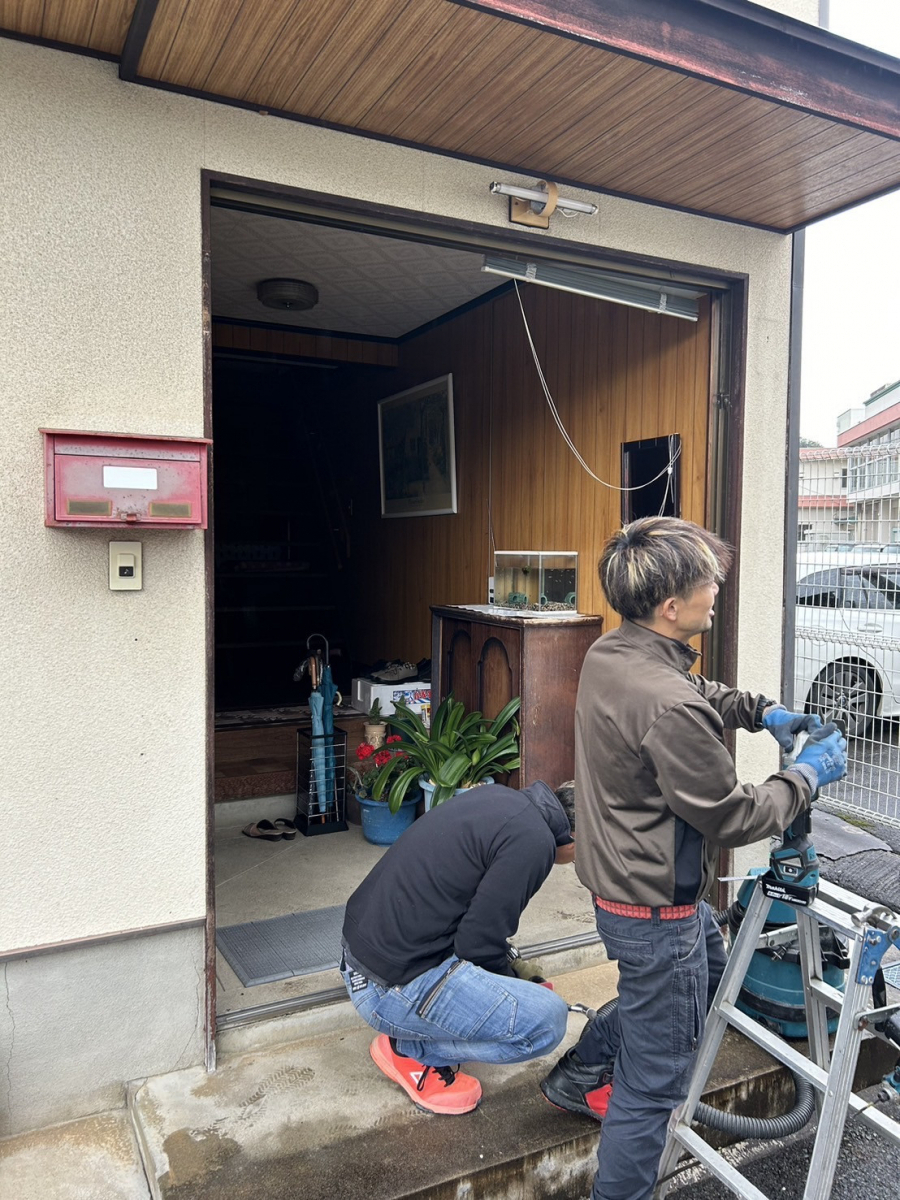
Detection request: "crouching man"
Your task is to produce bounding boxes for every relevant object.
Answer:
[340,780,576,1114]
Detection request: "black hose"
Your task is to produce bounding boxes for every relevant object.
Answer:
[694,1074,816,1139]
[586,996,815,1139]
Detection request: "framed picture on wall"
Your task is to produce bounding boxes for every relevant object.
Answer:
[378,374,457,517]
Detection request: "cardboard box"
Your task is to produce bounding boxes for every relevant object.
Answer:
[352,678,431,718]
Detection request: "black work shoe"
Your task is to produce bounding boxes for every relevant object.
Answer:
[539,1047,614,1121]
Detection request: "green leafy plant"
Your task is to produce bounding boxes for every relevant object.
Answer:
[371,694,521,813]
[367,698,384,721]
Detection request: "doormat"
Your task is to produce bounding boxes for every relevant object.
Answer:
[216,904,345,986]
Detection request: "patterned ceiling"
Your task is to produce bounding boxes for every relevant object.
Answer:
[210,207,501,339]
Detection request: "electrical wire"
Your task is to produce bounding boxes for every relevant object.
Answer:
[513,280,681,493]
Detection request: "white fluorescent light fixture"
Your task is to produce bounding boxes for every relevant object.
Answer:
[482,254,701,321]
[490,181,598,216]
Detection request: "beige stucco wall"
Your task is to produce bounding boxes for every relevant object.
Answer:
[0,38,790,953]
[755,0,821,24]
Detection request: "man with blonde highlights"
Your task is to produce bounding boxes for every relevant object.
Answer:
[539,517,847,1200]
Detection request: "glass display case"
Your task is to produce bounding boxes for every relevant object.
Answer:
[492,551,578,614]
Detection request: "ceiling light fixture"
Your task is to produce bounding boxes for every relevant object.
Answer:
[490,180,598,228]
[256,278,319,311]
[482,254,701,321]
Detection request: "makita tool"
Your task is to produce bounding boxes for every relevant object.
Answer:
[716,720,850,1038]
[761,720,844,904]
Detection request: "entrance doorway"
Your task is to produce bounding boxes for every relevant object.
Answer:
[206,183,727,1025]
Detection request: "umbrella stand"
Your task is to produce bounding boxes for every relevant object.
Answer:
[295,633,348,837]
[295,724,348,837]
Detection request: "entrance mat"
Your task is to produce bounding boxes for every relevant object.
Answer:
[216,904,345,986]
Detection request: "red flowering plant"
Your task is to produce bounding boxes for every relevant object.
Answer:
[349,735,406,800]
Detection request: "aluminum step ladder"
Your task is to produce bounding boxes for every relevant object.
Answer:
[655,876,900,1200]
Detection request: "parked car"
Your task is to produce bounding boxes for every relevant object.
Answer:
[795,562,900,736]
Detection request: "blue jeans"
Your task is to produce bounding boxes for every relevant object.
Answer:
[573,902,727,1200]
[340,954,569,1068]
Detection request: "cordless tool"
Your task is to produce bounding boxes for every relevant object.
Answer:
[762,720,845,906]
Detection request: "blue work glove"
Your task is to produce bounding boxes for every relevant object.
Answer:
[790,722,848,790]
[762,705,823,751]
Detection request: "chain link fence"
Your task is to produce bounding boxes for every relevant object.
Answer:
[795,446,900,828]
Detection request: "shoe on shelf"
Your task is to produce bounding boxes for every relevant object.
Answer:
[369,1035,482,1115]
[370,661,418,683]
[539,1047,614,1122]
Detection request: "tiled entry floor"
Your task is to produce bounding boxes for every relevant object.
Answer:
[214,804,599,1017]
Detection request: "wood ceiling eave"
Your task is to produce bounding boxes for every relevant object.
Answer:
[0,0,137,55]
[3,0,900,231]
[127,0,900,231]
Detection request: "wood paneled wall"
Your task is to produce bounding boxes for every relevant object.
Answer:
[213,320,398,366]
[343,286,711,663]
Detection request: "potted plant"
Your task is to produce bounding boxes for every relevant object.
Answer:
[371,694,521,813]
[349,735,417,844]
[364,698,387,748]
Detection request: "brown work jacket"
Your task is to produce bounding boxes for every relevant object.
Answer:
[574,619,811,908]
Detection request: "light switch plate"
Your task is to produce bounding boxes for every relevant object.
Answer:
[109,541,142,591]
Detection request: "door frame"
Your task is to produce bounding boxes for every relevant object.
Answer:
[199,168,749,1058]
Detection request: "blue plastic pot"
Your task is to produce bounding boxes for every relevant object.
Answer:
[419,776,493,812]
[356,793,419,845]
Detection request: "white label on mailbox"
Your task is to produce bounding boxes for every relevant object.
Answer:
[103,466,159,490]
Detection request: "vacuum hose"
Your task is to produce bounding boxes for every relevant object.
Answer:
[582,996,815,1139]
[694,1073,816,1139]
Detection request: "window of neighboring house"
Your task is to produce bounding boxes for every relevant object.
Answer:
[841,467,848,490]
[798,523,814,542]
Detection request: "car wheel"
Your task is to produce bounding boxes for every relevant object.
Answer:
[807,662,879,738]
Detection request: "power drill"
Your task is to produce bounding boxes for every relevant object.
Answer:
[763,721,843,905]
[769,804,820,894]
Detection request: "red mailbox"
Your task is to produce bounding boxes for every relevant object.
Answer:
[42,429,211,529]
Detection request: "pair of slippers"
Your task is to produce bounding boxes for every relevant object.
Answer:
[241,818,297,841]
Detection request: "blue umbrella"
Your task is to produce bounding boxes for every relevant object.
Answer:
[319,664,339,810]
[307,691,327,814]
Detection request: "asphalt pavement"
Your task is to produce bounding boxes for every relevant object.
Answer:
[671,1085,900,1199]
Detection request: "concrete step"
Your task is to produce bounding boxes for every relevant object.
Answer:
[7,958,892,1200]
[0,1110,151,1200]
[128,958,897,1200]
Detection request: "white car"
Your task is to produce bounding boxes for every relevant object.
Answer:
[794,561,900,736]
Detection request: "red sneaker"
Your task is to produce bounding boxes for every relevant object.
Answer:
[369,1035,482,1115]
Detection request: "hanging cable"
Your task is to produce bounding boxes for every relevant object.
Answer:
[657,433,678,516]
[513,281,681,492]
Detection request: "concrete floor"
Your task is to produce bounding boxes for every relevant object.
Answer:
[214,795,599,1017]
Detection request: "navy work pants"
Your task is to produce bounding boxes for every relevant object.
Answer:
[573,901,727,1200]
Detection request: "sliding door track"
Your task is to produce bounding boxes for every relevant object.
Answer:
[216,930,603,1032]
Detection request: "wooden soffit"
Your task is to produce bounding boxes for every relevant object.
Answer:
[5,0,900,232]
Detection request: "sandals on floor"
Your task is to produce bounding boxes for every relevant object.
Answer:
[242,820,285,841]
[273,818,297,840]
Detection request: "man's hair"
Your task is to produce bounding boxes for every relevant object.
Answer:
[554,781,575,834]
[599,517,733,622]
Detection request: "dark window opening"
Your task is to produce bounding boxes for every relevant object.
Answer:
[621,435,681,523]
